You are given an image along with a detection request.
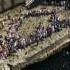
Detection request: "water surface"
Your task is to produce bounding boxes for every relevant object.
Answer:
[23,45,70,70]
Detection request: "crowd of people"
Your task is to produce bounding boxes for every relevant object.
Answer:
[0,7,70,59]
[23,7,63,18]
[24,8,51,17]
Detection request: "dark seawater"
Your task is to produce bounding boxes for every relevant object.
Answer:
[23,45,70,70]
